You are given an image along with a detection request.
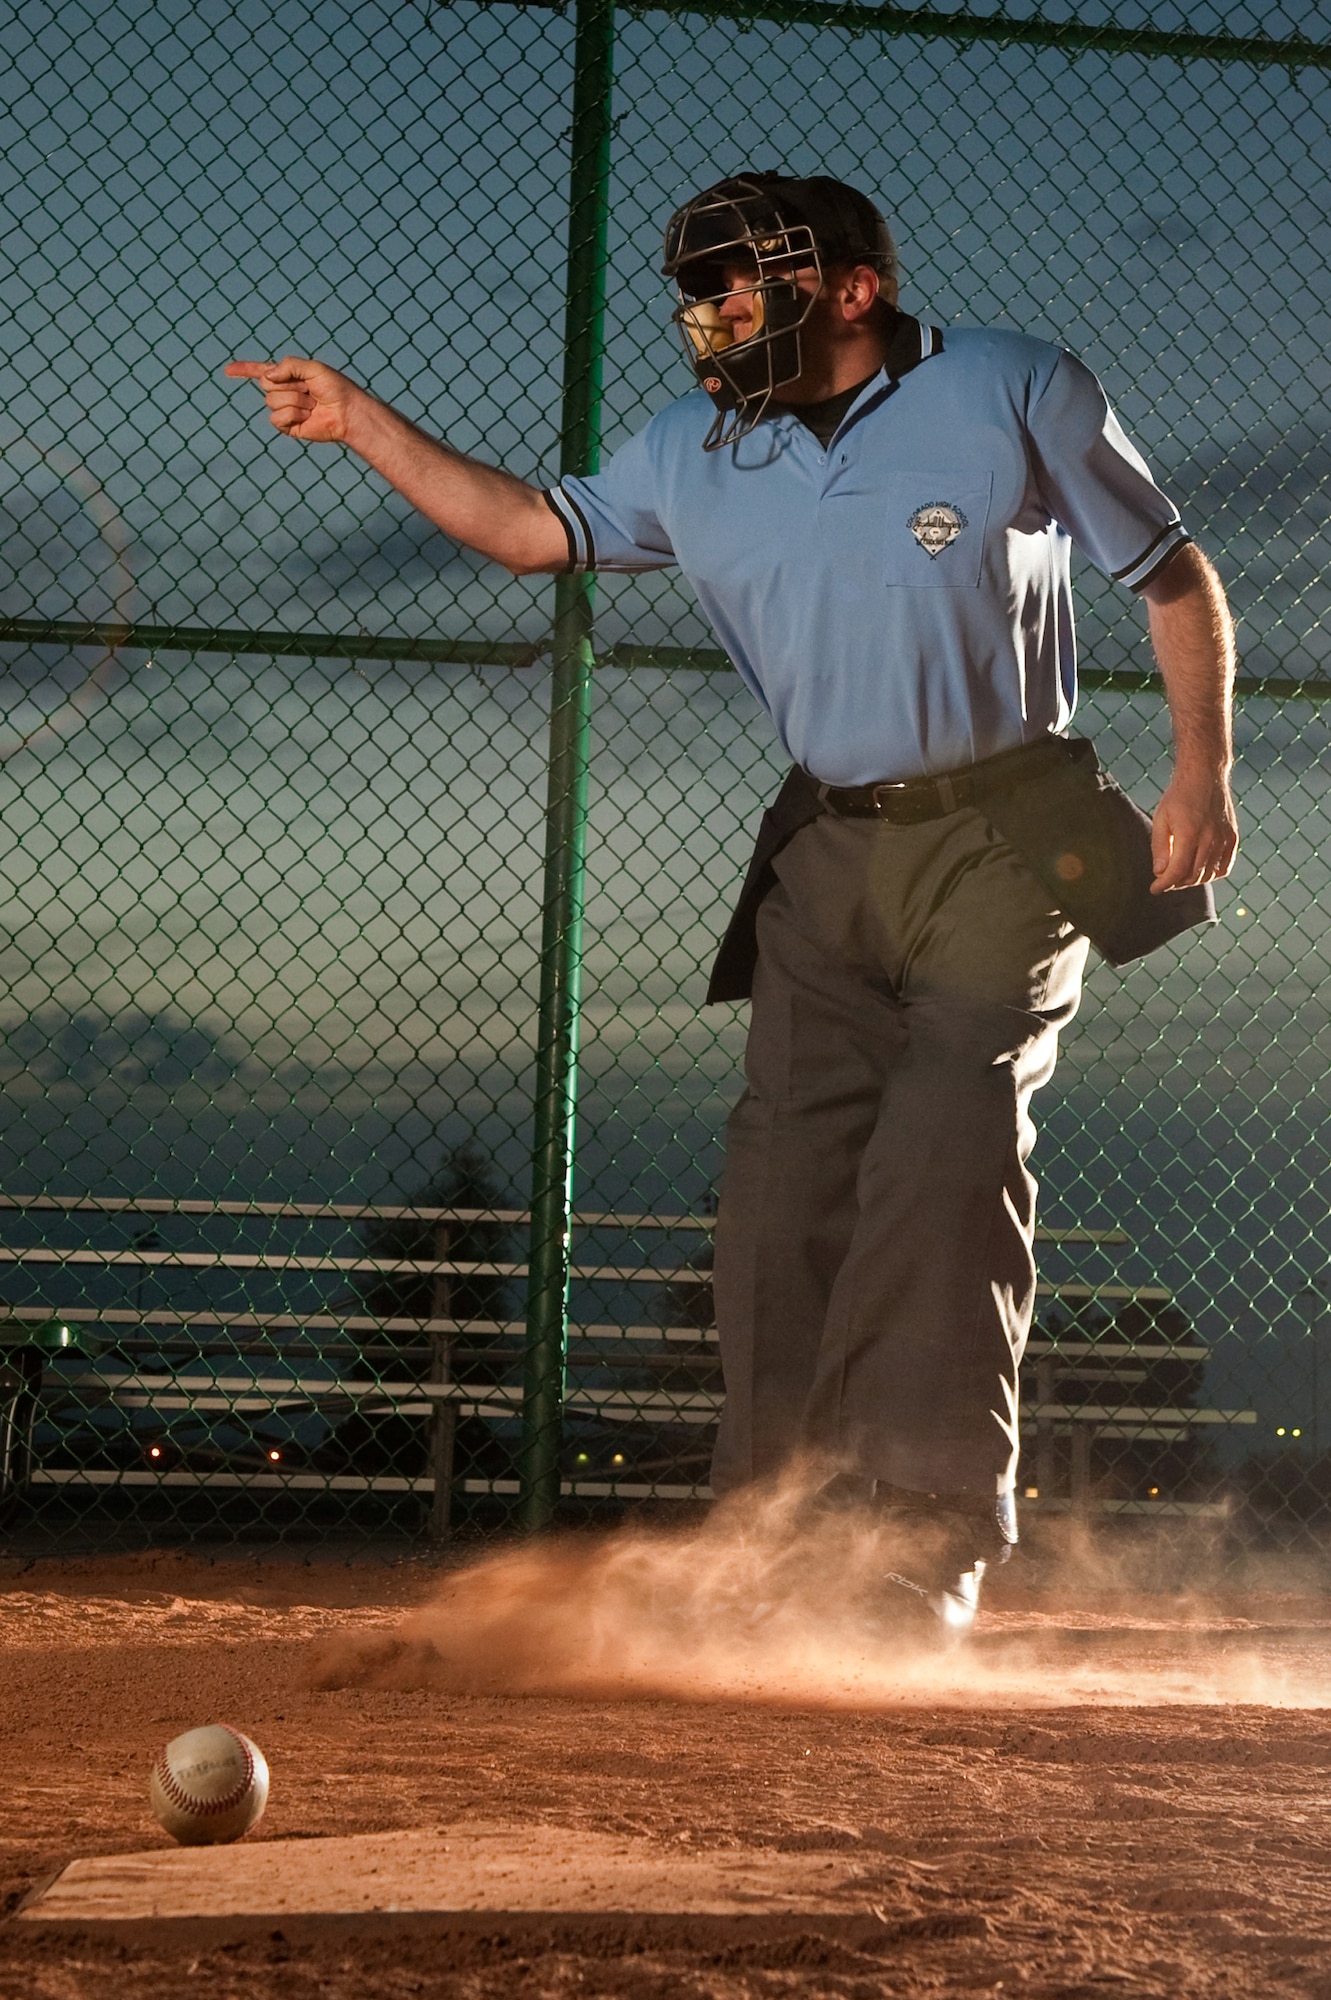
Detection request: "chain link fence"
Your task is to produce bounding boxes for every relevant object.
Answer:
[1,0,1330,1549]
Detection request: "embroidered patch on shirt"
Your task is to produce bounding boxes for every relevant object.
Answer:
[908,502,968,558]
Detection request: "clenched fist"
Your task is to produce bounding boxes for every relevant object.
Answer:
[223,356,365,446]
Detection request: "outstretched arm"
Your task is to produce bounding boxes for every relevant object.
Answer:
[1140,542,1238,894]
[223,357,570,576]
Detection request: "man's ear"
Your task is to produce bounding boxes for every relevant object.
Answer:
[839,263,883,324]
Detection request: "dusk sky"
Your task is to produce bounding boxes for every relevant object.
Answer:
[2,0,1331,1441]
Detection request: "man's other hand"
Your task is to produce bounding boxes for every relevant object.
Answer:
[223,357,362,445]
[1150,769,1238,894]
[1141,543,1239,895]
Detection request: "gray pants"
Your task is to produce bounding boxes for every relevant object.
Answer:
[710,806,1089,1502]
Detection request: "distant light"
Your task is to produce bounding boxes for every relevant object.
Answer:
[268,1449,281,1461]
[149,1446,162,1459]
[611,1453,625,1466]
[1149,1486,1160,1497]
[1024,1486,1039,1499]
[575,1452,589,1465]
[1236,907,1248,917]
[1293,1429,1303,1438]
[1277,1427,1286,1436]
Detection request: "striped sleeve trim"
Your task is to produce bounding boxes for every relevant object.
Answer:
[1115,520,1191,592]
[544,485,595,572]
[923,323,944,358]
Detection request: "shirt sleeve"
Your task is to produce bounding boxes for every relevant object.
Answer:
[1027,350,1190,591]
[544,422,678,574]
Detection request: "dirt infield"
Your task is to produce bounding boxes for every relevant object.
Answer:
[3,1534,1331,2000]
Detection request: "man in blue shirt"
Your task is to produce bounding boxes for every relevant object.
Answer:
[227,170,1237,1635]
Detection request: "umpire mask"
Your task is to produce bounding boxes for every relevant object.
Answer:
[661,172,897,450]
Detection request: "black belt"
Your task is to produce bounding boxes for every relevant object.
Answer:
[812,738,1070,825]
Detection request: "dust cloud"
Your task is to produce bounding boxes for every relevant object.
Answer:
[308,1470,1331,1709]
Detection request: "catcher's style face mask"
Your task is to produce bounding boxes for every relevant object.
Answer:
[662,172,897,450]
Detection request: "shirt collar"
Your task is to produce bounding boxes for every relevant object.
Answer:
[751,316,939,454]
[884,311,943,379]
[764,314,943,449]
[836,314,943,436]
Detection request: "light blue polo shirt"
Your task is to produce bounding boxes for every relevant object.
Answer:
[546,318,1188,787]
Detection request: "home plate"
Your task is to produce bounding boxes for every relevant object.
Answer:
[18,1821,873,1922]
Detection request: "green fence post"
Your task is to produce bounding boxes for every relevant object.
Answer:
[519,0,615,1530]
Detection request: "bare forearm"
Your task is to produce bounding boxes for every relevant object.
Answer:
[1144,544,1235,777]
[1140,542,1238,891]
[345,393,562,574]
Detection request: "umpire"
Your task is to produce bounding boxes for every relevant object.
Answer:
[228,170,1237,1635]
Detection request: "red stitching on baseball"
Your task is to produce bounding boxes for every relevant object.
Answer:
[153,1729,255,1817]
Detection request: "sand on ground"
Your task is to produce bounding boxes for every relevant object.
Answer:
[3,1527,1331,2000]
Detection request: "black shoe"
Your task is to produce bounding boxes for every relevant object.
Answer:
[881,1555,988,1640]
[806,1469,877,1517]
[873,1485,1017,1642]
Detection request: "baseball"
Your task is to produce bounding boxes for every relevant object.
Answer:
[149,1724,270,1845]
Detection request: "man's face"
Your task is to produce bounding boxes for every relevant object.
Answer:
[673,245,890,437]
[716,257,821,346]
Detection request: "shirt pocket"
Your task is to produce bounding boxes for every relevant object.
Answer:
[882,471,993,588]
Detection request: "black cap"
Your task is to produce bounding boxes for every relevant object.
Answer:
[663,171,896,288]
[762,174,896,272]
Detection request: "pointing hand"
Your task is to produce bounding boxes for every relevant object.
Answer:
[222,356,363,446]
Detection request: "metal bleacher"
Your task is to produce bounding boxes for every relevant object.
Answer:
[0,1198,1254,1531]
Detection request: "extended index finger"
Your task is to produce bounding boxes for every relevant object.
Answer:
[223,358,317,385]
